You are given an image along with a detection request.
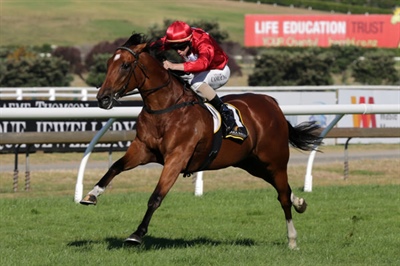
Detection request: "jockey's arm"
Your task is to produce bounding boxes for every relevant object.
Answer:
[163,60,185,71]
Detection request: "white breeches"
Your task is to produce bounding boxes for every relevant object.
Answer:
[185,65,231,94]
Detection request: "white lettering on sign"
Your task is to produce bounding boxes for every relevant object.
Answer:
[283,21,346,35]
[35,101,89,108]
[255,21,279,34]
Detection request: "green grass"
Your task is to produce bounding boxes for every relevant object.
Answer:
[0,0,327,46]
[1,186,399,265]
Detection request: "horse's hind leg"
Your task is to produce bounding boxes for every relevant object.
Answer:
[272,167,308,250]
[270,169,299,250]
[291,192,307,213]
[80,140,154,205]
[239,160,305,250]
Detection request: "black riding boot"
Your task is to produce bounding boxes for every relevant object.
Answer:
[209,95,248,141]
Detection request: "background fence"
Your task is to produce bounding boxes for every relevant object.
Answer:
[1,86,399,198]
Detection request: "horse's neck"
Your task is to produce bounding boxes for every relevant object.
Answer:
[141,70,188,111]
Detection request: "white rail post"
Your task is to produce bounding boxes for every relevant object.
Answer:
[16,89,23,100]
[81,89,88,101]
[74,118,116,203]
[49,88,56,101]
[304,114,344,192]
[194,171,204,196]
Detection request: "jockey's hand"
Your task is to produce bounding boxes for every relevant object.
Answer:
[163,60,184,72]
[163,60,173,70]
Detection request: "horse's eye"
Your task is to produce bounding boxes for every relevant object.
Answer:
[121,63,130,70]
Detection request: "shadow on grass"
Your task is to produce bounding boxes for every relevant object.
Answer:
[68,236,256,251]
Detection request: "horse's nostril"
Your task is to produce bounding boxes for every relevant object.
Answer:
[98,96,113,109]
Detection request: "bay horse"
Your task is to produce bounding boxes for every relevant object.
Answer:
[80,33,321,249]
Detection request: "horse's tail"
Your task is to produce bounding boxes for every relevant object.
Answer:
[287,121,322,151]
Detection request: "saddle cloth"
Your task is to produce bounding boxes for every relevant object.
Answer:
[204,103,245,133]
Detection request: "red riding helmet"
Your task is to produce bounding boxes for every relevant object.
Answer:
[165,21,193,43]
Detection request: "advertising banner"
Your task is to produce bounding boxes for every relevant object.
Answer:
[337,89,400,143]
[245,13,400,48]
[0,100,142,153]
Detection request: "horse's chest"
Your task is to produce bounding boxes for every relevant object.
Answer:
[137,111,209,151]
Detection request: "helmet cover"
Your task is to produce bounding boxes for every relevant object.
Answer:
[166,21,193,43]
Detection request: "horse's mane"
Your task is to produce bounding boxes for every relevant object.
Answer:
[121,33,164,62]
[121,33,194,93]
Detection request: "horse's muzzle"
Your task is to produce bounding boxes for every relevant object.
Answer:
[97,95,114,110]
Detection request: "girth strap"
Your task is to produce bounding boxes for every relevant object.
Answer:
[183,126,223,177]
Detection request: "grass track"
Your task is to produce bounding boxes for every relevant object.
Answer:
[0,145,399,264]
[1,186,399,265]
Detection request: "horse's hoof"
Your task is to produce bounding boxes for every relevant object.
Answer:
[80,194,97,205]
[293,197,307,213]
[288,239,299,250]
[124,234,142,245]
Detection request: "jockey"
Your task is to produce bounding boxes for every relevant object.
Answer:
[159,21,248,141]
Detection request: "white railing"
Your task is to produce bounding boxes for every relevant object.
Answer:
[1,86,399,198]
[1,104,399,201]
[1,104,399,120]
[1,85,399,101]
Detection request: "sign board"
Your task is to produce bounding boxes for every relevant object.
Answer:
[245,12,400,48]
[337,90,400,144]
[0,100,142,153]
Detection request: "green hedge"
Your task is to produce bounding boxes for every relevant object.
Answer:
[0,56,72,87]
[248,49,334,86]
[351,50,400,85]
[248,46,400,86]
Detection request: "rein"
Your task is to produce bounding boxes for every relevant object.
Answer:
[116,46,201,115]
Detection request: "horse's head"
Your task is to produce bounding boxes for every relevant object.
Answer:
[97,43,148,109]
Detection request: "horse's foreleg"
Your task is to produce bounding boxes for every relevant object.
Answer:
[125,191,165,244]
[125,159,184,245]
[80,140,153,205]
[80,159,125,205]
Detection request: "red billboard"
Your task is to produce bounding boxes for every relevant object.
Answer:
[245,13,400,48]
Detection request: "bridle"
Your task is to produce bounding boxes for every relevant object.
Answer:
[113,46,148,99]
[114,46,176,99]
[110,46,200,114]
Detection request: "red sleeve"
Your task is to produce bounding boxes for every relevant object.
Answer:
[183,37,215,73]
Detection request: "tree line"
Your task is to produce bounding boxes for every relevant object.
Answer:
[0,19,399,87]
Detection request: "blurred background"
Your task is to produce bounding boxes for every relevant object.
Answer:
[1,0,399,88]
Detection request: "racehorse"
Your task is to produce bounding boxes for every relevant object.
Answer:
[80,33,321,250]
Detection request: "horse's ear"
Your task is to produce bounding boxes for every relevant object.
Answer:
[135,43,147,53]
